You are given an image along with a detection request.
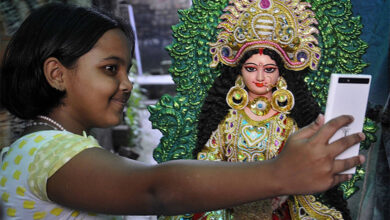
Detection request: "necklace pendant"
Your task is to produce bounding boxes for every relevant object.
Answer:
[248,97,271,116]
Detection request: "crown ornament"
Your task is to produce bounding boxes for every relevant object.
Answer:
[210,0,321,71]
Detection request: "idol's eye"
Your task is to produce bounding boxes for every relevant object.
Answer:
[264,66,277,73]
[244,66,257,72]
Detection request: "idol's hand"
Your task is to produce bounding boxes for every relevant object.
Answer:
[274,114,365,195]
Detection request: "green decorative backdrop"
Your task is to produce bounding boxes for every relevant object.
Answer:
[148,0,377,199]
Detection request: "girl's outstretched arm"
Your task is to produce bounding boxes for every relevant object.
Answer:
[46,114,364,215]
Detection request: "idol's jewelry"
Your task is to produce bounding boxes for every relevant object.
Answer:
[37,115,66,131]
[271,77,294,113]
[226,75,249,110]
[209,0,321,71]
[248,96,271,116]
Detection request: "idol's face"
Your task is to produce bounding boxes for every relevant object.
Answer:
[241,53,279,98]
[62,28,133,129]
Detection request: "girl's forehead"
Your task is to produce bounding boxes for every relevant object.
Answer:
[89,29,132,60]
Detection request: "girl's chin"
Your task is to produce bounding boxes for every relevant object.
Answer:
[103,115,123,127]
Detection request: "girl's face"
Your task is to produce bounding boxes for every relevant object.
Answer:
[61,28,133,130]
[241,53,279,98]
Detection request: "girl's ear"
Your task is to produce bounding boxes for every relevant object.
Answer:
[43,57,66,91]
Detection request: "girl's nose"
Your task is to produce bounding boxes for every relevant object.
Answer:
[120,73,133,92]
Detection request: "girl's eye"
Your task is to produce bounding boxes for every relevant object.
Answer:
[105,65,118,74]
[245,66,257,72]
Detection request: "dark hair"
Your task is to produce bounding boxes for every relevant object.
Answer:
[194,48,350,219]
[0,3,134,119]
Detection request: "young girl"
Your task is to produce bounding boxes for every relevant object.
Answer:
[0,3,364,219]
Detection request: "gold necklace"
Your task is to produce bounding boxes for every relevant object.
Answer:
[248,96,271,116]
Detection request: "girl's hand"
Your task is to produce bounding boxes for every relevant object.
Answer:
[274,114,365,195]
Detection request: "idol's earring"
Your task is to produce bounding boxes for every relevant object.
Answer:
[271,76,294,113]
[226,75,248,110]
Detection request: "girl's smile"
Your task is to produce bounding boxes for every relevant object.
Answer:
[111,93,131,108]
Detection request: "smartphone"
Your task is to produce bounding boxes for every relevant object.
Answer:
[324,74,371,174]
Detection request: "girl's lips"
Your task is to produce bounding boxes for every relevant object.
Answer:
[112,99,126,105]
[111,93,131,107]
[111,99,127,109]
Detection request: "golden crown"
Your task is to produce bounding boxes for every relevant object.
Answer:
[210,0,321,71]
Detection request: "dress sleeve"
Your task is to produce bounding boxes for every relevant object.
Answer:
[287,117,299,137]
[28,133,101,201]
[197,123,226,161]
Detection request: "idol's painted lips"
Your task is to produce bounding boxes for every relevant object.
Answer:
[255,82,264,87]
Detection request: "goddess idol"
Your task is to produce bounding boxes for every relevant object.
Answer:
[162,0,350,219]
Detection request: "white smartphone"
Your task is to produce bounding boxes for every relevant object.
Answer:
[324,73,371,174]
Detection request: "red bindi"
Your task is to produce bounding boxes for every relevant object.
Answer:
[259,48,263,55]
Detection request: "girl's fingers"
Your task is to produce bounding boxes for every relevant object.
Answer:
[332,155,365,174]
[292,114,324,139]
[332,174,353,186]
[310,115,354,144]
[328,132,365,158]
